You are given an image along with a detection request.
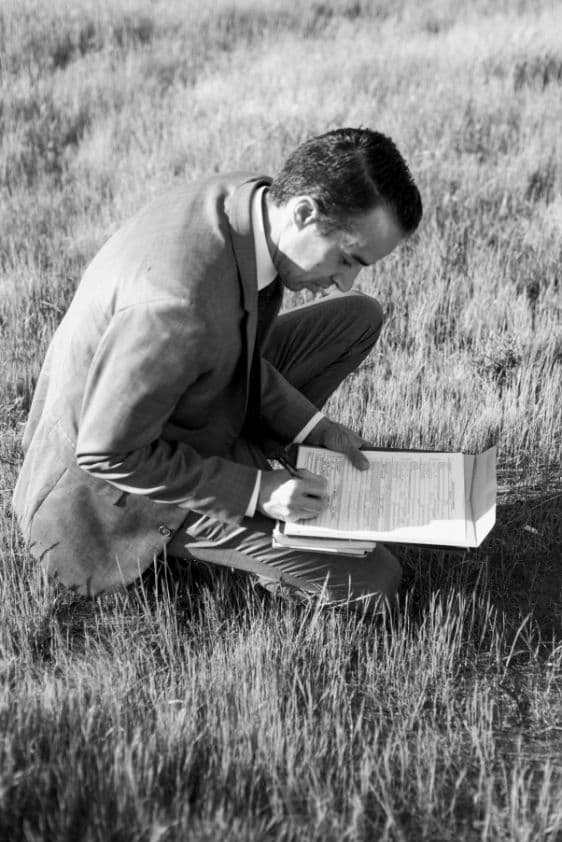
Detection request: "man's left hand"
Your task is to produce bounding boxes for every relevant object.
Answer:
[303,417,371,470]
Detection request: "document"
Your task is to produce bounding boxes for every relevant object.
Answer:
[272,522,377,555]
[281,446,496,548]
[272,527,376,556]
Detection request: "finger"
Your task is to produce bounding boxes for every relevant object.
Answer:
[345,430,371,449]
[357,436,374,448]
[301,491,329,511]
[293,496,328,519]
[344,445,370,470]
[296,508,323,521]
[327,429,368,456]
[290,484,329,512]
[292,473,329,497]
[335,425,369,447]
[290,496,327,520]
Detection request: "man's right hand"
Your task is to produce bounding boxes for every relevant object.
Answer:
[257,469,329,522]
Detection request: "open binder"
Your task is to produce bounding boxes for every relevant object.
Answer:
[276,445,496,551]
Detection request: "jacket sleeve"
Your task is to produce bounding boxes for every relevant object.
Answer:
[75,299,258,523]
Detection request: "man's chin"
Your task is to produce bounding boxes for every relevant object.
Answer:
[282,277,326,294]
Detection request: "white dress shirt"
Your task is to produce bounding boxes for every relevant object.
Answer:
[244,187,323,516]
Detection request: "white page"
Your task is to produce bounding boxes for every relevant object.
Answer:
[286,447,468,545]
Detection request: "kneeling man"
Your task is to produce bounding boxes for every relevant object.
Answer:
[13,127,422,603]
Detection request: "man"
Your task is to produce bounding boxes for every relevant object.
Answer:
[13,127,422,603]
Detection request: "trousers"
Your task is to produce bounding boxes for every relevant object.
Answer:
[166,290,402,604]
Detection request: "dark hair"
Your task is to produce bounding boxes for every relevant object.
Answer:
[269,127,422,235]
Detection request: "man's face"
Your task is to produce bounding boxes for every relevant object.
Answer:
[273,200,405,295]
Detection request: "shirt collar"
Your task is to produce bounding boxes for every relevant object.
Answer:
[251,186,278,291]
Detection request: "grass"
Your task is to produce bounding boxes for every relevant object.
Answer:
[0,0,561,839]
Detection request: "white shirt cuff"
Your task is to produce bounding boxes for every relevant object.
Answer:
[245,471,262,517]
[293,411,324,444]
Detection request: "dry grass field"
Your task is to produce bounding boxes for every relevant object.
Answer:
[1,0,561,839]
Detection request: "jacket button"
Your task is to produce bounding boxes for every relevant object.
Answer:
[159,525,172,537]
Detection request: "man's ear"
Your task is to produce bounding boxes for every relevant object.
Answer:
[292,196,319,230]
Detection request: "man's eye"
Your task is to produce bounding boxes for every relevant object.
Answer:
[340,255,353,268]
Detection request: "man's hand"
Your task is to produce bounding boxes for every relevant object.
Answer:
[304,417,371,470]
[257,469,329,522]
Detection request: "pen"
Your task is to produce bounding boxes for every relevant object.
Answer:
[277,454,301,478]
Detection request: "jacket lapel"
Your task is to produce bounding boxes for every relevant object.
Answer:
[226,174,272,400]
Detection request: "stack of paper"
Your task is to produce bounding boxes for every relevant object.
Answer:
[276,445,496,553]
[272,526,376,555]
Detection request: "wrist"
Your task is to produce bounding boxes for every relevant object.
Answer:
[304,417,331,446]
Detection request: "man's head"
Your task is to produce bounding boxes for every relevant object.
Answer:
[265,127,422,294]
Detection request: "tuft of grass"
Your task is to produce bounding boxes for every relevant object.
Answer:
[514,53,562,91]
[1,563,562,841]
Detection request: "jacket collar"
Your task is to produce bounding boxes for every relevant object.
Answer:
[227,173,272,314]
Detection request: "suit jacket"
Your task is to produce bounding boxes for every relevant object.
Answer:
[12,172,318,595]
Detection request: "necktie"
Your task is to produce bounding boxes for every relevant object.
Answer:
[245,278,283,436]
[256,277,282,347]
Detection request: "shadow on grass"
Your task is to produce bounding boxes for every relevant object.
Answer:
[400,484,562,640]
[27,556,271,664]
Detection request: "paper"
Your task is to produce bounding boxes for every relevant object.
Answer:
[470,447,497,546]
[286,447,472,546]
[273,524,376,555]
